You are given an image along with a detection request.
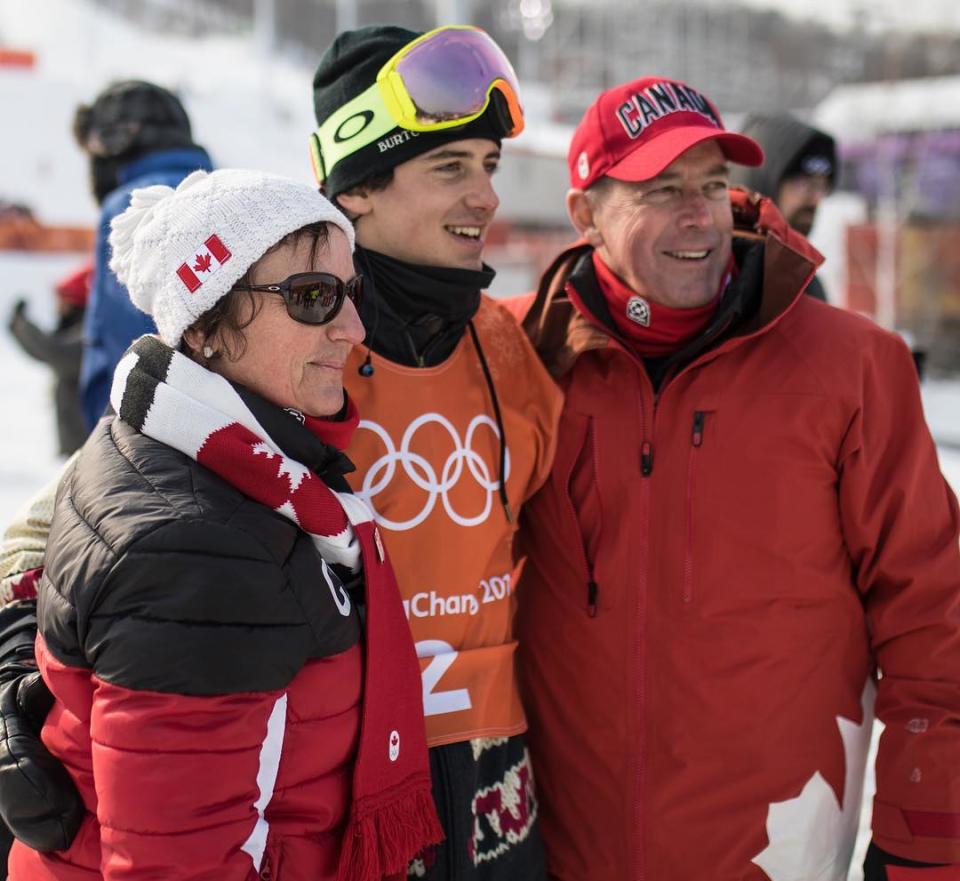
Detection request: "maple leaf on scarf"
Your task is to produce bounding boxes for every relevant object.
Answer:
[251,441,312,493]
[193,252,213,273]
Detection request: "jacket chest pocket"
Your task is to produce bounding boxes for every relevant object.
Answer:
[538,398,619,616]
[682,409,711,607]
[674,394,843,614]
[552,400,643,616]
[554,409,603,615]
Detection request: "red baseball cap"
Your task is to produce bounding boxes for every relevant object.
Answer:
[568,76,764,189]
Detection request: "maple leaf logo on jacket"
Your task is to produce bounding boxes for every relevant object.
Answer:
[751,682,875,881]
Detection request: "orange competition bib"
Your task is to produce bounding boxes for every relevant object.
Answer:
[343,298,560,746]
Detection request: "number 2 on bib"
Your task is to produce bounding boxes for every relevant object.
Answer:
[416,639,472,717]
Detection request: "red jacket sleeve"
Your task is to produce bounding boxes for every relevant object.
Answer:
[89,675,284,881]
[838,330,960,864]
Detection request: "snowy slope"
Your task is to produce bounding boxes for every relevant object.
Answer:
[0,0,326,226]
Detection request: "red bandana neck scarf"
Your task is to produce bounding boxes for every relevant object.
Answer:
[591,251,734,358]
[110,336,442,881]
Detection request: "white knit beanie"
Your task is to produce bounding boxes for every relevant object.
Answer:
[108,168,356,347]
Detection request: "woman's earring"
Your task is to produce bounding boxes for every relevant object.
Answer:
[202,345,215,359]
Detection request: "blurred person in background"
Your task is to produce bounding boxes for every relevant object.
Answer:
[7,259,93,456]
[6,167,440,881]
[514,76,960,881]
[729,113,835,301]
[731,115,928,380]
[72,79,213,428]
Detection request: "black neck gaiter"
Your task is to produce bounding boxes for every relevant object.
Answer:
[355,247,496,367]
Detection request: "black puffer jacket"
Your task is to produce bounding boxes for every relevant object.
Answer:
[12,412,365,880]
[39,415,361,690]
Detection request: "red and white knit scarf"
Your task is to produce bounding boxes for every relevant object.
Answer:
[110,335,442,881]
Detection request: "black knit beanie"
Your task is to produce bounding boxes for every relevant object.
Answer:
[73,80,195,161]
[312,25,507,198]
[781,131,836,187]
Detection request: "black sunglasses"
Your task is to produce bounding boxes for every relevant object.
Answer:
[238,271,363,325]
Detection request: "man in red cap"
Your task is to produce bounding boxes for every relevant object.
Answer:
[514,77,960,881]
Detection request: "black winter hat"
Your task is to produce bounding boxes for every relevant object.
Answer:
[312,25,506,198]
[729,113,836,199]
[72,80,195,160]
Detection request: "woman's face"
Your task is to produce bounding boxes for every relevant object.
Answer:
[205,227,365,417]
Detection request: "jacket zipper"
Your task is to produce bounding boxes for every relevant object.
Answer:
[634,374,657,881]
[640,384,656,478]
[586,570,599,618]
[640,440,654,476]
[683,411,706,605]
[564,419,602,617]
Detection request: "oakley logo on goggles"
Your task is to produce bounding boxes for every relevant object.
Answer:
[310,25,524,185]
[237,272,363,325]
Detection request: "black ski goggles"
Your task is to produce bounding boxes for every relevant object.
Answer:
[238,272,363,325]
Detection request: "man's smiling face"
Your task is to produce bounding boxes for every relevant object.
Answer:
[340,138,501,270]
[585,140,734,309]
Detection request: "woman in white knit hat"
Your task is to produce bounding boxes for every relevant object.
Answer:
[7,169,441,881]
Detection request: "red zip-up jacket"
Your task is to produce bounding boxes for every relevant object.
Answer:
[513,197,960,881]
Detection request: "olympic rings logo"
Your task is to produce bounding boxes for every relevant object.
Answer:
[356,412,511,532]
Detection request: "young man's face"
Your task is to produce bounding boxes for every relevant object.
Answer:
[340,138,501,270]
[575,140,734,309]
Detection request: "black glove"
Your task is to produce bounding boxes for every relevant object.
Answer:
[864,841,947,880]
[0,600,84,852]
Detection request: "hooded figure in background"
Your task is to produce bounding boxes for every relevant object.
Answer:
[730,113,836,301]
[72,79,213,427]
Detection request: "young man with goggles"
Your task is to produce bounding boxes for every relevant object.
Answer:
[0,23,561,881]
[310,25,560,880]
[309,24,524,187]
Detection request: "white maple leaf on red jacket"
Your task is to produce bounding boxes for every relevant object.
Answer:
[752,682,876,881]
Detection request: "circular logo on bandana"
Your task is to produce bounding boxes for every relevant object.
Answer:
[389,729,401,762]
[626,296,651,327]
[577,151,590,181]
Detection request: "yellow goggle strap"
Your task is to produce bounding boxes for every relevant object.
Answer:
[310,82,397,184]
